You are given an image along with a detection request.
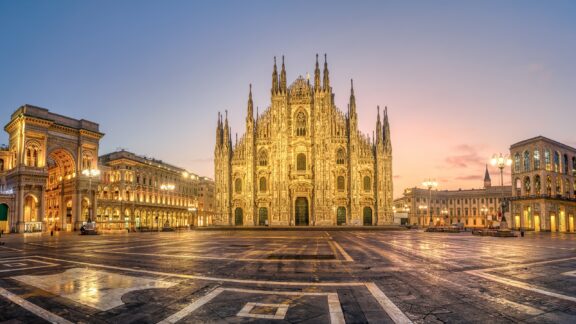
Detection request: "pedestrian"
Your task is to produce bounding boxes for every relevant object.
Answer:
[520,229,525,237]
[50,229,54,237]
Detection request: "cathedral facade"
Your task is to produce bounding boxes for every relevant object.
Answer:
[214,55,393,226]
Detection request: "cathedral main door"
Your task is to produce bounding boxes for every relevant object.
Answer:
[363,207,373,226]
[337,207,346,225]
[295,197,309,226]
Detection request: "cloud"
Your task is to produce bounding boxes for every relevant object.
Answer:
[444,144,486,169]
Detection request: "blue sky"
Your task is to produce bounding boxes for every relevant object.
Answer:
[1,1,575,198]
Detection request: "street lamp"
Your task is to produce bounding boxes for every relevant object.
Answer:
[82,168,100,223]
[491,153,512,229]
[422,179,438,227]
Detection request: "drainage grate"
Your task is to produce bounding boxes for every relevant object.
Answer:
[267,254,336,260]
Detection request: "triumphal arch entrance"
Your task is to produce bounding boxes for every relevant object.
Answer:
[3,105,103,233]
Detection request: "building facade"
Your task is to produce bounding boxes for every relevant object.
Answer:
[509,136,576,232]
[214,55,394,226]
[394,167,511,228]
[96,150,212,231]
[0,105,214,233]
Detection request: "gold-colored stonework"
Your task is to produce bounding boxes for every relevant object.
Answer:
[214,55,393,226]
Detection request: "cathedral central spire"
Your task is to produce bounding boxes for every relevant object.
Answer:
[247,84,253,121]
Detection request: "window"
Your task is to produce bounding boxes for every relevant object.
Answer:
[0,159,4,171]
[523,151,530,172]
[573,157,576,176]
[337,176,345,191]
[258,150,268,166]
[363,176,371,191]
[563,154,569,174]
[259,177,267,192]
[546,176,552,195]
[545,149,551,171]
[336,148,345,165]
[524,176,531,193]
[235,178,242,193]
[553,151,560,172]
[296,112,306,136]
[297,153,306,171]
[534,149,540,170]
[514,153,521,172]
[534,175,541,195]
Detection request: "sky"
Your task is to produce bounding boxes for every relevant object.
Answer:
[1,1,575,199]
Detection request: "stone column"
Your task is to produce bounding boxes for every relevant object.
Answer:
[39,186,45,231]
[17,185,24,233]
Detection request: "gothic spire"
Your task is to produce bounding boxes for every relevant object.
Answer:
[383,106,392,152]
[247,84,253,122]
[223,110,230,148]
[323,53,330,92]
[349,79,356,115]
[484,164,492,188]
[280,55,287,93]
[216,111,222,148]
[376,106,382,145]
[272,56,278,94]
[314,53,321,91]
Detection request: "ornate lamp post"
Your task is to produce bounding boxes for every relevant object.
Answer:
[422,179,438,227]
[82,168,100,223]
[491,153,512,229]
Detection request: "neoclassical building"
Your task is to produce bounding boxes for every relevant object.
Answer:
[510,136,576,232]
[214,55,394,226]
[394,166,512,227]
[0,105,214,233]
[96,150,213,231]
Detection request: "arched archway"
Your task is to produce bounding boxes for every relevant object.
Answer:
[363,207,373,226]
[235,208,243,226]
[0,203,9,233]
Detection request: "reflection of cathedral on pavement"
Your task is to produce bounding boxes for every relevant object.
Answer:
[214,55,394,226]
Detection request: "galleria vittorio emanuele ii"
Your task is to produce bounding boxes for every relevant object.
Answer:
[214,55,394,226]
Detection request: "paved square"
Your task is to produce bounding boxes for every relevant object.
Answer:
[0,230,574,323]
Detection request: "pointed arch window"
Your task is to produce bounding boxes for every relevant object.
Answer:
[297,153,306,171]
[295,112,307,136]
[235,178,242,194]
[337,176,345,191]
[363,176,371,191]
[563,154,569,174]
[523,151,530,172]
[258,150,268,166]
[544,149,551,171]
[259,177,267,192]
[336,148,345,165]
